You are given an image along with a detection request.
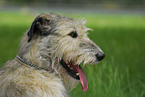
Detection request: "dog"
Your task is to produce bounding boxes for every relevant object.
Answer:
[0,13,105,97]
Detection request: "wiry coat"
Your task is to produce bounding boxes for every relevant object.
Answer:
[0,13,104,97]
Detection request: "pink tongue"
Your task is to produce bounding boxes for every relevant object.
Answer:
[76,66,88,91]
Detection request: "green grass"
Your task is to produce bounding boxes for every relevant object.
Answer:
[0,12,145,97]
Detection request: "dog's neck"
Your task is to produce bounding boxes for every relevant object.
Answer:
[15,55,50,72]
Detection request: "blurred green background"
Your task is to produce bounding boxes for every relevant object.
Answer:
[0,0,145,97]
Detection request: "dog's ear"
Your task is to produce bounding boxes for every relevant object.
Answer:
[27,14,51,42]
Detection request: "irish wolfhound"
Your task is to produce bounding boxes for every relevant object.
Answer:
[0,13,105,97]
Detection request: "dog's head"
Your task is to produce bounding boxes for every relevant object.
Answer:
[21,13,105,91]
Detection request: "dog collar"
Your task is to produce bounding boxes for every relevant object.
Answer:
[15,55,49,71]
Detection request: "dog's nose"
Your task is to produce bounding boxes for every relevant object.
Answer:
[95,52,105,61]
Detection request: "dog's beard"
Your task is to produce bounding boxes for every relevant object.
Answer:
[60,59,88,91]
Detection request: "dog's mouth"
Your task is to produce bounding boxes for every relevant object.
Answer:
[60,59,88,91]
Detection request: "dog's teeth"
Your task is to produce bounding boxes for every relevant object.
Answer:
[76,73,79,76]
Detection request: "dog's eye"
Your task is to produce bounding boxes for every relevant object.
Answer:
[68,31,78,38]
